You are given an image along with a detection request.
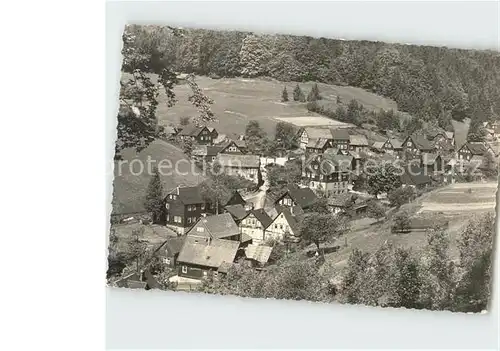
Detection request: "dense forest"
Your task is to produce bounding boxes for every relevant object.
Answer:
[124,25,500,131]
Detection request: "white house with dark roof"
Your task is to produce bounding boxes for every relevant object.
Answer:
[265,208,301,242]
[239,208,273,244]
[299,127,334,149]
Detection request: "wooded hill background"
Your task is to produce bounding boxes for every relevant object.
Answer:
[124,25,500,132]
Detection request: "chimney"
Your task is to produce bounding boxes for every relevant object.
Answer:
[245,202,254,211]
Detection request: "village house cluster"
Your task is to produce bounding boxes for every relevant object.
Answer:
[115,117,499,289]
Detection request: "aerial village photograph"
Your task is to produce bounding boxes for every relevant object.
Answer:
[107,24,498,313]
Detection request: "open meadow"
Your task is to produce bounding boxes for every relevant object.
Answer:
[324,181,498,269]
[121,73,400,137]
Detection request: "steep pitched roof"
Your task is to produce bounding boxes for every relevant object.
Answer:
[408,134,434,150]
[319,154,353,174]
[307,138,330,149]
[165,186,205,205]
[388,138,403,149]
[349,134,368,146]
[156,236,186,257]
[186,213,240,239]
[289,187,318,208]
[465,142,488,155]
[248,208,273,229]
[272,208,301,236]
[304,127,333,140]
[224,204,248,221]
[244,245,273,264]
[330,128,350,141]
[178,124,203,137]
[177,237,240,269]
[371,141,385,150]
[216,154,260,168]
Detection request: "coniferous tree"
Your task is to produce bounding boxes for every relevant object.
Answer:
[281,86,289,102]
[293,84,304,101]
[144,167,164,223]
[307,83,321,102]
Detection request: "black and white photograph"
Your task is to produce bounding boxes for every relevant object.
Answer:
[107,23,498,313]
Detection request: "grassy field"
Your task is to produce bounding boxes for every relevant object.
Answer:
[121,73,399,137]
[112,222,178,252]
[112,139,206,214]
[324,182,498,269]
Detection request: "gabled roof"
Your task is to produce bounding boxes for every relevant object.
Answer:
[234,140,247,149]
[387,138,403,149]
[245,245,273,264]
[464,142,488,155]
[406,134,434,150]
[271,208,301,236]
[306,138,330,149]
[244,208,273,229]
[177,237,240,269]
[216,154,260,168]
[276,184,318,209]
[156,236,186,257]
[371,141,385,150]
[224,191,246,206]
[191,145,223,157]
[304,127,332,140]
[186,213,240,239]
[349,134,368,146]
[330,128,350,141]
[224,204,248,221]
[219,140,244,153]
[319,154,353,174]
[178,124,204,137]
[165,186,205,205]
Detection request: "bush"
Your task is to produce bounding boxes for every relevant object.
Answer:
[392,210,411,233]
[388,186,416,208]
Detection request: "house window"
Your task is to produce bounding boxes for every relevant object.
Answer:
[174,216,182,223]
[203,271,208,277]
[197,227,204,232]
[164,258,171,265]
[182,266,187,274]
[201,203,205,210]
[275,224,278,229]
[166,215,170,222]
[165,203,170,210]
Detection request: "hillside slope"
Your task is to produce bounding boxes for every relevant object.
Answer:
[112,139,206,215]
